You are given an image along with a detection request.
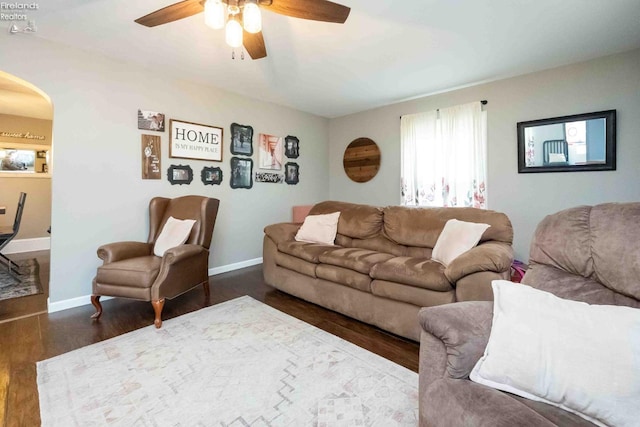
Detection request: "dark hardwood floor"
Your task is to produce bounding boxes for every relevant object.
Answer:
[0,254,419,426]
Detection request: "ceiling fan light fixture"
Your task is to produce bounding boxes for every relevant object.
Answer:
[225,14,243,48]
[204,0,226,29]
[243,0,262,34]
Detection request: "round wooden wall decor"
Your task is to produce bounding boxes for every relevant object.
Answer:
[343,137,381,183]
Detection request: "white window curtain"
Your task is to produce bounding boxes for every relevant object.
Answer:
[401,101,487,208]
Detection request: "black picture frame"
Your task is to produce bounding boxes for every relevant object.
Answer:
[167,164,193,185]
[517,110,616,173]
[284,135,300,159]
[201,166,223,185]
[284,162,299,185]
[255,171,284,183]
[230,157,253,189]
[230,123,254,156]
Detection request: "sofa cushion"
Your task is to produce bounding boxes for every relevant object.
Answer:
[349,235,407,257]
[528,205,594,279]
[370,257,451,291]
[309,201,383,239]
[275,252,317,278]
[318,248,394,275]
[316,264,372,292]
[371,280,455,307]
[523,264,640,308]
[383,206,513,248]
[422,378,591,427]
[96,256,161,288]
[277,241,337,263]
[590,202,640,300]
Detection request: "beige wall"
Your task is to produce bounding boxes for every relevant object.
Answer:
[0,113,53,239]
[329,48,640,261]
[0,113,53,145]
[0,36,330,303]
[0,177,51,238]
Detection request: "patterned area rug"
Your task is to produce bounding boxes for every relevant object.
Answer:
[37,296,418,426]
[0,258,42,301]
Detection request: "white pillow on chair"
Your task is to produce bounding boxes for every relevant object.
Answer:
[153,216,196,257]
[470,280,640,427]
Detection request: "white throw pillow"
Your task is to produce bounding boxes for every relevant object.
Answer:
[470,280,640,427]
[153,216,196,257]
[294,212,340,245]
[431,219,490,266]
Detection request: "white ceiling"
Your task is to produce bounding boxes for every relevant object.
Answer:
[15,0,640,118]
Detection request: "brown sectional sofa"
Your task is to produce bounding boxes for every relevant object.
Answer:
[263,201,514,341]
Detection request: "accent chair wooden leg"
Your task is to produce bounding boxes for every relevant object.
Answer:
[152,299,165,328]
[202,281,210,300]
[90,295,102,320]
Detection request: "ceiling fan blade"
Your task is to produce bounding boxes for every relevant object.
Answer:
[262,0,350,24]
[244,30,267,59]
[135,0,204,27]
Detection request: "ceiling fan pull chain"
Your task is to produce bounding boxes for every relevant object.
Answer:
[232,49,236,60]
[241,50,245,60]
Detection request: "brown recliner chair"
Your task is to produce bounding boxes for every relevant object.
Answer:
[91,195,220,328]
[417,202,640,426]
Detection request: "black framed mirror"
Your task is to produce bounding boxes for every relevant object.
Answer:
[517,110,616,173]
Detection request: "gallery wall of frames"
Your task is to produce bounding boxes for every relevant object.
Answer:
[137,109,300,189]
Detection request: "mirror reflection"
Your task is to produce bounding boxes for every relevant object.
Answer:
[524,118,606,167]
[517,110,616,173]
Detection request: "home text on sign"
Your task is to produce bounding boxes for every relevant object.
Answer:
[170,119,223,162]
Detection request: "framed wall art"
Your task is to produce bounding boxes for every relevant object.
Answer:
[167,164,193,185]
[170,119,223,162]
[230,123,253,156]
[230,157,253,189]
[138,109,165,132]
[201,166,223,185]
[141,134,161,180]
[258,133,283,170]
[255,172,283,183]
[284,135,299,159]
[284,162,299,185]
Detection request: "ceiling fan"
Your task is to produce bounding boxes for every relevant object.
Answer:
[135,0,351,60]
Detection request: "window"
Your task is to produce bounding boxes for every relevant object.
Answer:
[401,101,487,208]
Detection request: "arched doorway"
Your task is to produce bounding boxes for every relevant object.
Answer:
[0,70,53,321]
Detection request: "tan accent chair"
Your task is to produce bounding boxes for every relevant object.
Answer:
[91,196,220,328]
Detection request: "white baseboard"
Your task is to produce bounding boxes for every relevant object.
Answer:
[4,237,50,254]
[47,257,264,314]
[48,295,113,313]
[208,257,263,276]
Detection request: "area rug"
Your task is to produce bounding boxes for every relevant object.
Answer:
[37,296,418,426]
[0,258,42,301]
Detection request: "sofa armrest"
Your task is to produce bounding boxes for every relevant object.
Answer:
[444,241,513,283]
[97,241,153,264]
[418,301,493,383]
[264,222,301,245]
